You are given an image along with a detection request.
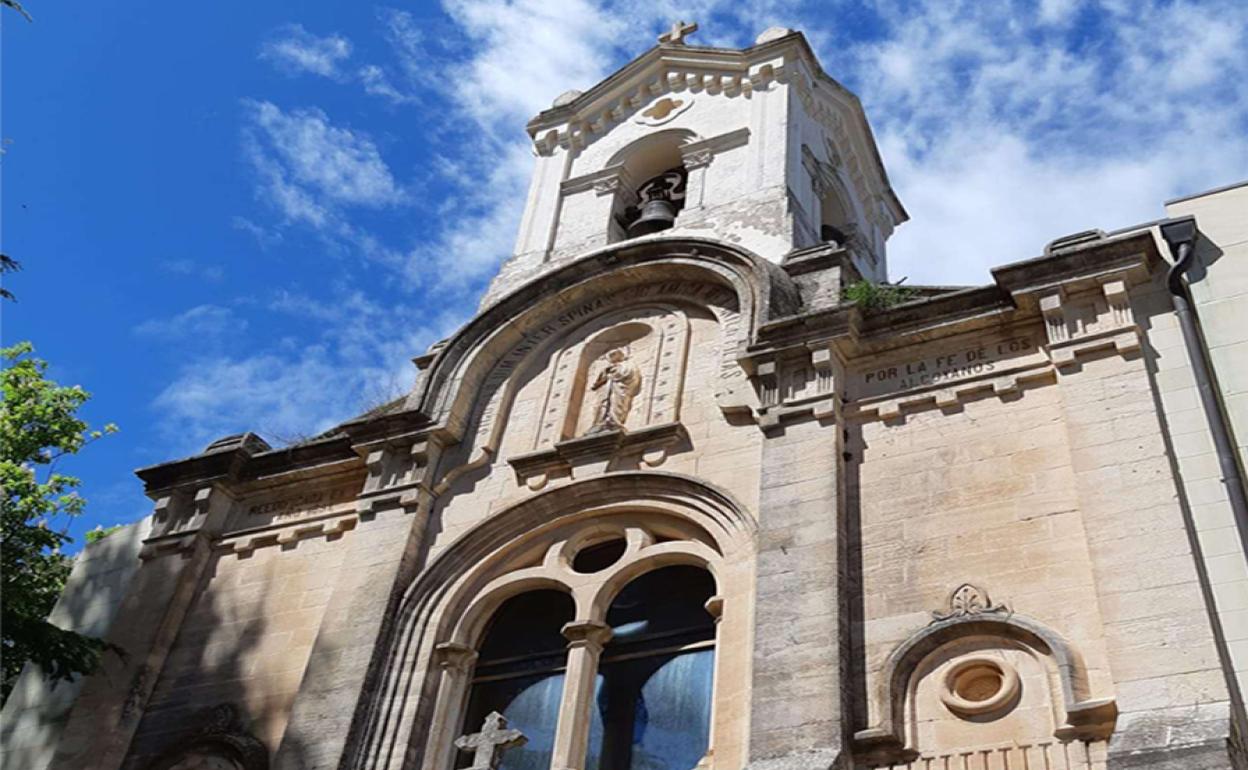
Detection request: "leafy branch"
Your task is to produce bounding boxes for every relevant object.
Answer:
[2,342,121,703]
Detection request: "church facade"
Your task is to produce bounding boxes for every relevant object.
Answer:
[4,24,1248,770]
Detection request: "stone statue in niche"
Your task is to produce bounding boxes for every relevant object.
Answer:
[586,348,643,434]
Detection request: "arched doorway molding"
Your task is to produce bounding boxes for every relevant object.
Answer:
[348,471,756,770]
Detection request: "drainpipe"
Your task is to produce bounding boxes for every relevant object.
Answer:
[1160,217,1248,563]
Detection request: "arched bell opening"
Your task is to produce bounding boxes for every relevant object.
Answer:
[606,132,696,243]
[457,590,576,770]
[819,188,853,248]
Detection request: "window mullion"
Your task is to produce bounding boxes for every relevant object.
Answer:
[549,619,613,770]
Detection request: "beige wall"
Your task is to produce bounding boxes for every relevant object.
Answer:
[849,277,1238,764]
[120,516,351,768]
[0,519,151,770]
[1161,180,1248,723]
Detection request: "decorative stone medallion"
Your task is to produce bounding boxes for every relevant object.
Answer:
[636,96,694,126]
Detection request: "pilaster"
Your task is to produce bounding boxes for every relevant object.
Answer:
[1044,276,1240,768]
[746,410,848,770]
[273,431,442,769]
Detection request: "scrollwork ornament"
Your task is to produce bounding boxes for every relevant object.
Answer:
[931,583,1009,623]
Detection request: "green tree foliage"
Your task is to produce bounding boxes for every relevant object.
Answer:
[1,342,118,702]
[1,254,19,302]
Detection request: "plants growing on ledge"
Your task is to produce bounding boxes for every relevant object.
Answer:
[842,279,919,311]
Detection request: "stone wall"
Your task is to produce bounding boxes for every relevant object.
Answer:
[119,520,350,768]
[1165,182,1248,713]
[0,518,151,770]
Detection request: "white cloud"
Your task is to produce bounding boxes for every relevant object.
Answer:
[248,100,406,207]
[160,258,225,283]
[358,64,416,105]
[134,304,247,340]
[150,290,467,450]
[260,24,353,78]
[241,99,407,241]
[231,216,283,250]
[844,0,1248,283]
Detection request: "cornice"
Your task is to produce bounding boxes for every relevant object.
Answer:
[746,227,1162,362]
[134,228,1164,485]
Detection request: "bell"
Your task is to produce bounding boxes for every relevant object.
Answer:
[627,197,677,237]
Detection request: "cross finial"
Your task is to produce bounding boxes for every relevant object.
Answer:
[455,712,527,770]
[658,20,698,46]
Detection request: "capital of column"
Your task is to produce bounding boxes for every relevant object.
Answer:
[561,620,613,651]
[704,595,724,622]
[435,641,479,674]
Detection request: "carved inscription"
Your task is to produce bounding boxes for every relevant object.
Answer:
[481,281,733,396]
[861,336,1038,395]
[247,487,356,522]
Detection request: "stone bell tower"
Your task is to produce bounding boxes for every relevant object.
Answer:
[483,23,908,307]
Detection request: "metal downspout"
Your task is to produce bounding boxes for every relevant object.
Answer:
[1160,217,1248,565]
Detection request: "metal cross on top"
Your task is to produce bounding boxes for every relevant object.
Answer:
[658,20,699,45]
[455,712,527,770]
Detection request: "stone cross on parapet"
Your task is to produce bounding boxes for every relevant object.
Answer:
[455,712,527,770]
[658,20,698,45]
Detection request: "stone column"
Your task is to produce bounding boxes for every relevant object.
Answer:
[747,416,846,770]
[703,595,725,767]
[550,620,613,770]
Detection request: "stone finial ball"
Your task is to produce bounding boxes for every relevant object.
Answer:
[552,89,583,108]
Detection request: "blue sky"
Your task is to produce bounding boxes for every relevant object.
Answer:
[3,0,1246,548]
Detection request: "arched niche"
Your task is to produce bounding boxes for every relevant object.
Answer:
[529,305,690,450]
[855,614,1117,765]
[819,188,853,247]
[347,472,756,770]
